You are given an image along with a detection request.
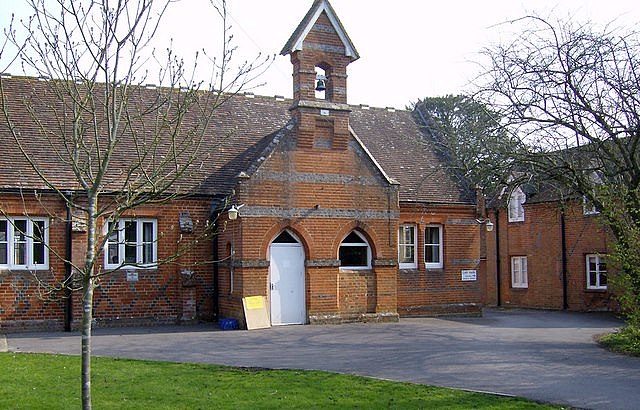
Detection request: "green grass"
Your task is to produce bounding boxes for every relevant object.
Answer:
[0,352,562,409]
[599,325,640,356]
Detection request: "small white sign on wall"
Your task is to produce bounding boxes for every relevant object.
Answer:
[126,271,138,282]
[461,270,477,281]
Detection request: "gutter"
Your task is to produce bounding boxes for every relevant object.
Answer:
[212,228,219,320]
[494,209,501,307]
[561,211,569,309]
[63,192,73,332]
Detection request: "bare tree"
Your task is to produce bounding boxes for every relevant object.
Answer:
[477,16,640,327]
[0,0,270,408]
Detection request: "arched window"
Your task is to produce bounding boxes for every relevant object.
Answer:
[339,231,371,269]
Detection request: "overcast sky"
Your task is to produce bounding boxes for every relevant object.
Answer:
[2,0,639,109]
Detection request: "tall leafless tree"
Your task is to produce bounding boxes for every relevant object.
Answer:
[477,16,640,327]
[0,0,270,408]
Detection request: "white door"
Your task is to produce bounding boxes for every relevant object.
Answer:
[270,234,306,325]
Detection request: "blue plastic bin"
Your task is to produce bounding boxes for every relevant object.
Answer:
[218,318,239,330]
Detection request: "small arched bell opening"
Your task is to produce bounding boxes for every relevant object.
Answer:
[314,66,327,100]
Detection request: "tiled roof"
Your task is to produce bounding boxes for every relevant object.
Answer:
[0,76,291,197]
[350,107,475,204]
[0,76,473,205]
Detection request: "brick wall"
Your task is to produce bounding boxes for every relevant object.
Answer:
[396,203,483,317]
[487,199,615,311]
[563,201,615,311]
[1,192,216,331]
[215,128,401,326]
[0,194,67,331]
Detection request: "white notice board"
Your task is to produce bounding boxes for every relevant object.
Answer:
[461,270,477,281]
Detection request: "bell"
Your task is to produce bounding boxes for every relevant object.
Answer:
[315,78,326,92]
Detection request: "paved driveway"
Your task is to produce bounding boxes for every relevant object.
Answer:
[4,308,639,409]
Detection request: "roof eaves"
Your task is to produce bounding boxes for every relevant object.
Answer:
[400,199,476,207]
[242,119,296,179]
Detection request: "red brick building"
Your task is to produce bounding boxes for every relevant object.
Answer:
[484,185,615,312]
[0,0,486,331]
[0,0,611,332]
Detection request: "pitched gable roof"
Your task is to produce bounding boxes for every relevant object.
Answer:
[0,76,291,197]
[280,0,359,60]
[0,76,474,206]
[350,107,475,205]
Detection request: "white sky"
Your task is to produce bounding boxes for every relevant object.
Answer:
[2,0,640,109]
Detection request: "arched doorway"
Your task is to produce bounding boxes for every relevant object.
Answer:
[269,230,306,325]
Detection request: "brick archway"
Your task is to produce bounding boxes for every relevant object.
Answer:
[332,220,380,260]
[260,222,314,261]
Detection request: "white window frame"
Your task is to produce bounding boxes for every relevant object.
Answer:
[586,254,607,290]
[508,187,526,222]
[424,225,443,269]
[0,217,49,270]
[104,219,158,270]
[339,230,371,270]
[511,256,528,288]
[583,196,600,215]
[398,224,417,269]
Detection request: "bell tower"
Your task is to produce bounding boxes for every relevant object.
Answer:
[281,0,359,150]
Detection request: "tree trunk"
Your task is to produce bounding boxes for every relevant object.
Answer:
[81,277,94,410]
[81,194,99,410]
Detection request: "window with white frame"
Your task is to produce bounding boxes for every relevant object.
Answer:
[424,225,443,269]
[105,219,157,269]
[0,217,49,270]
[586,254,607,290]
[508,187,526,222]
[583,196,600,215]
[339,231,371,269]
[511,256,528,288]
[398,225,417,269]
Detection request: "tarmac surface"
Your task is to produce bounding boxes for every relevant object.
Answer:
[3,308,639,409]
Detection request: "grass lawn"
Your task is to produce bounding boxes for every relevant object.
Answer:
[0,352,562,409]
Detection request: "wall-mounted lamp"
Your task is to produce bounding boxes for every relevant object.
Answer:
[228,204,245,220]
[476,218,494,232]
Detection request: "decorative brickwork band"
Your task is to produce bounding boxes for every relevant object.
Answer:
[446,218,479,225]
[373,259,397,267]
[239,206,398,220]
[254,170,383,185]
[293,99,351,111]
[232,259,270,268]
[450,258,480,266]
[306,259,341,267]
